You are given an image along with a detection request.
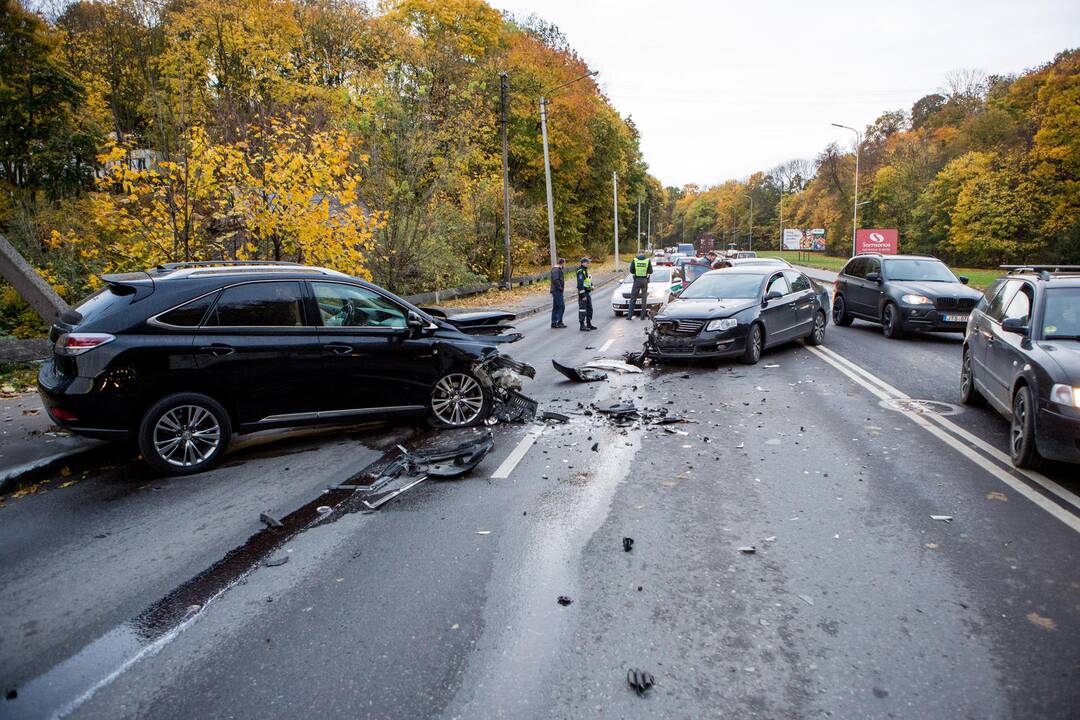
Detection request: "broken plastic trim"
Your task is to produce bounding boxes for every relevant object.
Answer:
[477,354,538,423]
[552,359,606,383]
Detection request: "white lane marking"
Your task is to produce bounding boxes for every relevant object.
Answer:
[814,344,1080,512]
[490,424,544,479]
[805,344,1080,533]
[598,338,615,352]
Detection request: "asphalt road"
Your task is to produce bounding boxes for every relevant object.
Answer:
[2,283,1078,719]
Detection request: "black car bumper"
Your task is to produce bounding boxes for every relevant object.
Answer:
[646,328,746,359]
[1037,405,1080,464]
[37,361,133,440]
[899,306,972,332]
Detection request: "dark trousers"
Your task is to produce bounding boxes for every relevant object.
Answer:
[628,277,649,318]
[551,292,565,326]
[577,291,593,327]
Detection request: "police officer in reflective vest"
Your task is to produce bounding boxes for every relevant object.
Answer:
[576,257,597,331]
[627,252,653,319]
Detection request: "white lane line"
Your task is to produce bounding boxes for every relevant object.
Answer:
[806,344,1080,533]
[598,338,615,353]
[490,424,544,479]
[814,344,1080,512]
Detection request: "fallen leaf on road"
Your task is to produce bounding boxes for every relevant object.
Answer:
[60,466,71,477]
[986,491,1008,502]
[1026,612,1055,631]
[59,480,77,489]
[22,409,39,416]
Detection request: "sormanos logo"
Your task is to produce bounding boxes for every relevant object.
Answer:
[869,232,885,244]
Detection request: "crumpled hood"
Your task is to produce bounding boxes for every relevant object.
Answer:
[656,297,756,320]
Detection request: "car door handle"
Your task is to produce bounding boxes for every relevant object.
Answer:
[199,344,235,357]
[325,343,353,355]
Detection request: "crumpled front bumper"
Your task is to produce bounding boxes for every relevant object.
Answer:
[645,327,747,359]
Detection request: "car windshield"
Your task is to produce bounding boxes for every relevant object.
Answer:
[884,259,957,282]
[650,267,672,282]
[1042,287,1080,339]
[682,264,711,283]
[679,273,762,299]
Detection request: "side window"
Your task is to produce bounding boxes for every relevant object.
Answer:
[842,258,864,278]
[986,279,1021,322]
[1003,283,1033,323]
[157,291,219,327]
[766,273,790,296]
[312,282,407,328]
[207,282,304,327]
[864,257,881,276]
[784,271,811,292]
[978,279,1005,311]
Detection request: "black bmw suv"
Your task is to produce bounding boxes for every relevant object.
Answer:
[38,262,531,475]
[832,254,983,338]
[960,266,1080,468]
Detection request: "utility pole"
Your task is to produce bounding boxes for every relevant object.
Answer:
[646,208,652,251]
[636,197,641,254]
[612,171,619,269]
[778,181,784,253]
[731,206,736,250]
[540,97,557,267]
[0,234,69,324]
[499,73,512,286]
[743,193,754,251]
[832,123,861,257]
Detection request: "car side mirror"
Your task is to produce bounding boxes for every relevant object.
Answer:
[406,311,428,336]
[763,290,783,305]
[1001,317,1028,336]
[958,275,969,285]
[865,272,882,283]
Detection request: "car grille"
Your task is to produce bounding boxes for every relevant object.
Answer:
[656,319,705,335]
[935,297,976,311]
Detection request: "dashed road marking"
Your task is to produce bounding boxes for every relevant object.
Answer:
[490,424,544,479]
[598,338,615,352]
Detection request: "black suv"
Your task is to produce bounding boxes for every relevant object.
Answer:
[38,262,532,475]
[832,254,983,338]
[960,266,1080,468]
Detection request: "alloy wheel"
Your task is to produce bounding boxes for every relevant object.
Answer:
[832,297,844,324]
[961,351,973,397]
[1010,392,1027,458]
[813,312,825,343]
[153,404,222,468]
[431,373,485,426]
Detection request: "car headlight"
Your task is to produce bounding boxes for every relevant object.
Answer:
[1050,383,1080,408]
[901,294,932,305]
[705,318,738,332]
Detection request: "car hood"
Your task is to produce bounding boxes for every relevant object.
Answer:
[1036,339,1080,381]
[656,297,756,319]
[889,281,982,301]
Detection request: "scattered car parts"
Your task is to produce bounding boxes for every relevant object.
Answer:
[627,668,655,696]
[552,359,606,383]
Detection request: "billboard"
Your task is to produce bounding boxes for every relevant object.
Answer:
[783,229,827,252]
[856,228,899,254]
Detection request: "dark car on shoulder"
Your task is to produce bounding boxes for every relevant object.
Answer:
[646,267,829,365]
[37,262,533,475]
[959,266,1080,468]
[832,254,983,339]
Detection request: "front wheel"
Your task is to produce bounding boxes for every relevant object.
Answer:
[1009,385,1041,469]
[806,311,826,346]
[739,323,763,365]
[882,303,906,339]
[138,393,232,475]
[613,310,624,317]
[429,371,491,428]
[832,295,853,326]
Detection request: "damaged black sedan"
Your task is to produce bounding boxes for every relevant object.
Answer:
[38,262,534,475]
[646,267,829,364]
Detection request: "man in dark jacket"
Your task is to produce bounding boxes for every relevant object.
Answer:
[627,252,652,319]
[576,257,597,331]
[550,258,567,328]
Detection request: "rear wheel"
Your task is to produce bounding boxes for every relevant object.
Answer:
[1009,385,1041,468]
[429,371,491,428]
[882,303,906,339]
[832,294,853,326]
[739,323,763,365]
[138,393,232,475]
[613,310,624,317]
[806,311,826,346]
[959,346,985,406]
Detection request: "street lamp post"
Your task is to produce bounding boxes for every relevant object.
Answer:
[612,171,619,269]
[743,193,754,251]
[832,122,862,257]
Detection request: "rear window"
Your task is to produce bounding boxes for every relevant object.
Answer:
[156,292,219,327]
[206,282,304,327]
[73,287,130,324]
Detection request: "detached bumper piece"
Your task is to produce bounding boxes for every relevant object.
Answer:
[494,389,539,423]
[361,434,496,509]
[479,354,538,423]
[552,359,606,382]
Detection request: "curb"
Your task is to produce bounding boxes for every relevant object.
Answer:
[0,440,121,496]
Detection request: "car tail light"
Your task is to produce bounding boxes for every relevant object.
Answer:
[55,333,115,356]
[50,407,78,422]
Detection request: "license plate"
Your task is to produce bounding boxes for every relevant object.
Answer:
[943,314,969,323]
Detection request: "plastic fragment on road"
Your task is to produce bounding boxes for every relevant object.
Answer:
[591,442,599,452]
[557,595,573,606]
[930,515,954,522]
[627,668,655,696]
[362,435,496,510]
[764,364,779,368]
[494,389,538,423]
[797,594,814,606]
[316,505,332,515]
[739,546,756,554]
[259,512,284,528]
[264,556,289,567]
[552,359,606,382]
[476,530,491,535]
[583,359,643,374]
[540,411,570,423]
[623,537,634,552]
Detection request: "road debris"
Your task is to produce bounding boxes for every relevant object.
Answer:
[361,435,496,510]
[627,668,655,696]
[552,359,606,382]
[930,515,954,522]
[557,595,573,606]
[540,411,570,423]
[797,594,814,606]
[263,556,289,567]
[1026,611,1056,630]
[583,359,643,374]
[591,442,599,452]
[316,505,332,515]
[739,546,756,554]
[259,512,284,529]
[475,530,492,535]
[623,537,634,552]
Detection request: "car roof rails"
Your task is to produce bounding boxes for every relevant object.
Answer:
[1000,264,1080,281]
[153,260,303,272]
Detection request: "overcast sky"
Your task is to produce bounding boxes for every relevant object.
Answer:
[488,0,1080,188]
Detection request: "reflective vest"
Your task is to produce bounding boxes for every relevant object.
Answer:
[632,257,650,277]
[578,267,592,290]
